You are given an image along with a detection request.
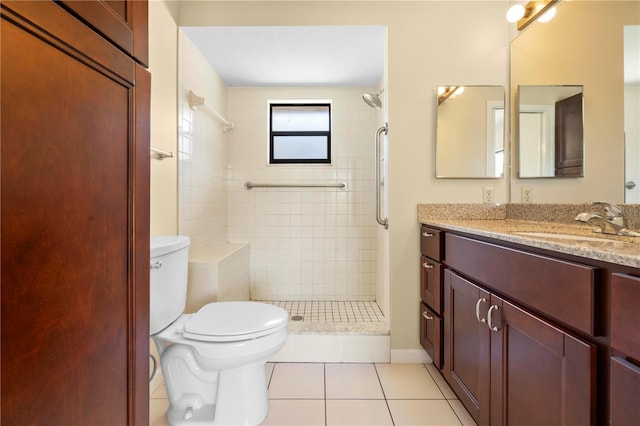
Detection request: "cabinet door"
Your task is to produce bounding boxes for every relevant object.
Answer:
[1,2,150,425]
[420,255,443,314]
[610,357,640,425]
[611,273,640,360]
[444,270,491,426]
[420,303,443,369]
[489,295,596,426]
[58,0,148,65]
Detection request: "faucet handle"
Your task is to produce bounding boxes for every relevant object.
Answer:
[590,202,624,218]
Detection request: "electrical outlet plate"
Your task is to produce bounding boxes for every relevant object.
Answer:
[522,187,533,203]
[483,186,494,203]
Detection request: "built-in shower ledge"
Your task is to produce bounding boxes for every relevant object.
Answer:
[270,323,391,363]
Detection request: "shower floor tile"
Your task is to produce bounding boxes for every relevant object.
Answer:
[257,300,385,324]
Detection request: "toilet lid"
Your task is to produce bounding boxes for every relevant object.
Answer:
[183,302,288,342]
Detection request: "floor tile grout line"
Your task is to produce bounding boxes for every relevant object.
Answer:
[373,363,396,426]
[323,362,328,426]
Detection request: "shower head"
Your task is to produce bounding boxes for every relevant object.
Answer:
[362,89,384,109]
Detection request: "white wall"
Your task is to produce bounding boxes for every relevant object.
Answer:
[149,0,179,236]
[226,87,380,302]
[178,31,230,251]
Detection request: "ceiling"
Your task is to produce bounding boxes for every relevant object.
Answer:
[181,26,386,87]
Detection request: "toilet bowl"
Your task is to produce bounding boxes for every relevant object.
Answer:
[150,236,288,426]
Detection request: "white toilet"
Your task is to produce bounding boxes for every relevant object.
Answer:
[150,236,288,426]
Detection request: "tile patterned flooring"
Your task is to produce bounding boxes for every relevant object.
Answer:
[258,301,386,324]
[149,362,477,426]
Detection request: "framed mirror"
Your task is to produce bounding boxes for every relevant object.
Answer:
[436,85,505,178]
[518,85,584,178]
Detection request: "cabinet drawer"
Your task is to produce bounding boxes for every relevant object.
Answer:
[420,226,443,261]
[445,233,597,335]
[611,273,640,360]
[610,357,640,425]
[420,303,443,369]
[420,255,443,314]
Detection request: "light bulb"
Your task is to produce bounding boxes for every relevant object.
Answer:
[454,86,464,96]
[538,6,556,23]
[437,86,446,96]
[506,4,525,23]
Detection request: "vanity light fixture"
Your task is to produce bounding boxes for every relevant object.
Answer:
[506,0,558,31]
[437,86,464,105]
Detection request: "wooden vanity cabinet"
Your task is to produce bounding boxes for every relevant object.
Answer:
[419,226,444,369]
[431,230,600,426]
[609,273,640,425]
[444,270,596,426]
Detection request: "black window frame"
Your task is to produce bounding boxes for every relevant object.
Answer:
[269,102,332,164]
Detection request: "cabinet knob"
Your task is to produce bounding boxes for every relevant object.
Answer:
[423,262,434,269]
[475,298,487,323]
[422,232,434,237]
[487,305,501,332]
[422,311,434,321]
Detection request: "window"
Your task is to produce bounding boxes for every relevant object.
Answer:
[270,103,331,164]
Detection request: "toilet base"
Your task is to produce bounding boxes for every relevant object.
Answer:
[160,343,271,426]
[167,404,215,426]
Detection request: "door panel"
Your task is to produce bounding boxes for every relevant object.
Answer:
[444,270,490,426]
[490,296,596,426]
[1,3,149,424]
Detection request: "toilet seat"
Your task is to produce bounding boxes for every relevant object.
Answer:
[183,302,288,342]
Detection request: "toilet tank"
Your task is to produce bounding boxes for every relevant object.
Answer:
[150,236,190,335]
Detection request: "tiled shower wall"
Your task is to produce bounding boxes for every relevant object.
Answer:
[227,87,381,301]
[177,32,229,251]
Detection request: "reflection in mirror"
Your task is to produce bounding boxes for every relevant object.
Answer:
[518,85,583,178]
[436,85,505,178]
[624,25,640,202]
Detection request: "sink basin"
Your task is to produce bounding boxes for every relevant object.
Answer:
[514,231,619,243]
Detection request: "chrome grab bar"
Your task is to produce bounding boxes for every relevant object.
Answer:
[244,182,346,190]
[376,123,389,229]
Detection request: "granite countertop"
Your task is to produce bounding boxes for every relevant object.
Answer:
[417,203,640,268]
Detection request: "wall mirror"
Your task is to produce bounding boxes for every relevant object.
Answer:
[436,85,505,178]
[518,85,583,178]
[510,1,639,202]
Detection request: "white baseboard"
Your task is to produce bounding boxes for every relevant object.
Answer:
[390,348,432,364]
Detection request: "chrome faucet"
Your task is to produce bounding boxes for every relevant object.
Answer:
[575,202,640,237]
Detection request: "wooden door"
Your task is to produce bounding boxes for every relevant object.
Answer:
[555,92,584,177]
[58,0,148,65]
[444,270,491,426]
[1,1,150,424]
[489,295,596,426]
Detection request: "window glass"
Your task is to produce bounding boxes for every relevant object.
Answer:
[270,103,331,164]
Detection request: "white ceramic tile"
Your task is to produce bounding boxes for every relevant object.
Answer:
[340,335,390,362]
[292,335,342,362]
[448,399,478,426]
[325,363,384,399]
[149,398,170,426]
[375,363,445,399]
[261,399,325,426]
[387,400,462,426]
[326,400,393,426]
[268,363,325,399]
[425,363,457,399]
[150,384,167,399]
